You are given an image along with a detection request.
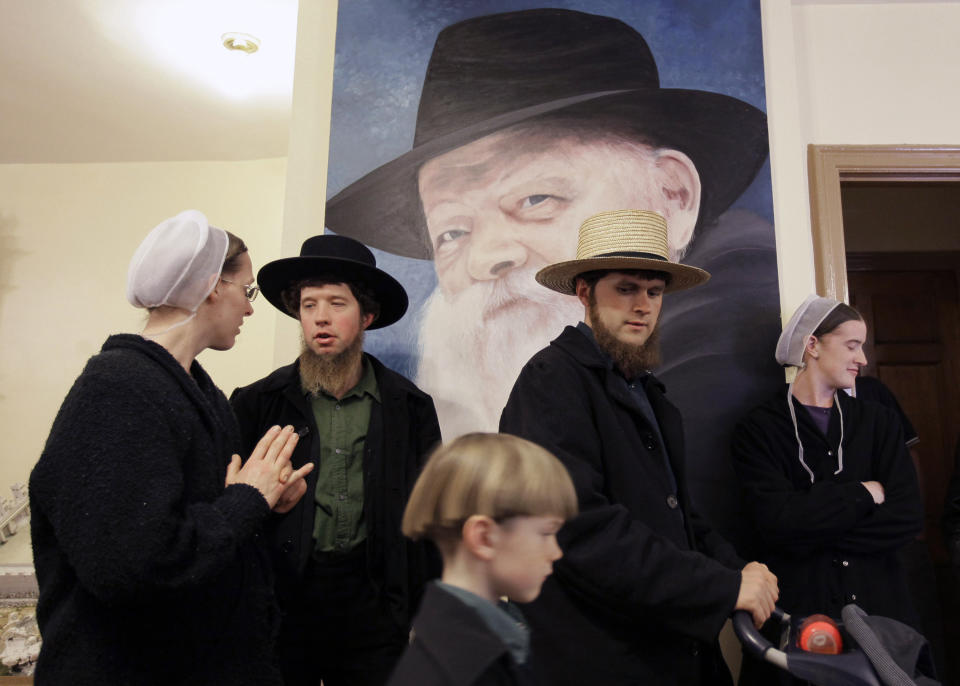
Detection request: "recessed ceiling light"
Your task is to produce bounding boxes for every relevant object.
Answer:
[221,32,261,54]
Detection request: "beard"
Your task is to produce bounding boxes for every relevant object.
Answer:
[417,267,584,437]
[588,296,661,380]
[299,329,365,398]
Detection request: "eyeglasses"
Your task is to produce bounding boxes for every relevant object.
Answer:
[220,277,259,302]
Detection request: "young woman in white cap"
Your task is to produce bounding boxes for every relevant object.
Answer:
[733,295,924,685]
[28,210,313,685]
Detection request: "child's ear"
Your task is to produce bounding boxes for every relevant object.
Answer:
[461,515,498,561]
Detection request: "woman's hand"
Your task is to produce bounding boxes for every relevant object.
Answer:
[861,480,885,505]
[225,425,314,509]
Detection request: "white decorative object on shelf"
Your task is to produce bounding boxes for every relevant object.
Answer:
[0,484,29,544]
[0,609,40,675]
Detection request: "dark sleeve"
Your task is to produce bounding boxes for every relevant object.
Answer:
[689,507,745,570]
[500,356,740,642]
[836,409,923,553]
[229,384,266,456]
[410,393,444,594]
[415,394,443,467]
[732,412,877,555]
[944,436,960,570]
[31,368,270,606]
[858,377,918,446]
[385,642,443,686]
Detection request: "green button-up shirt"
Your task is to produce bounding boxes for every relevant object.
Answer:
[309,356,379,554]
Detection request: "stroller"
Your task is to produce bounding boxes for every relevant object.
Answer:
[733,605,940,686]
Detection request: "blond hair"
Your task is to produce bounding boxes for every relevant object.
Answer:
[402,433,578,542]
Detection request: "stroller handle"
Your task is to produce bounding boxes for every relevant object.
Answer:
[733,608,789,670]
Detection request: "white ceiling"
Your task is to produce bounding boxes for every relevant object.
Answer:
[0,0,298,163]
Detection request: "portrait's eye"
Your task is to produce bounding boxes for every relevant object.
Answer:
[435,228,469,248]
[520,194,553,209]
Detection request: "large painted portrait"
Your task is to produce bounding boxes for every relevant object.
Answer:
[323,0,782,547]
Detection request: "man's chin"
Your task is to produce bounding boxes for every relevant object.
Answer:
[307,343,341,357]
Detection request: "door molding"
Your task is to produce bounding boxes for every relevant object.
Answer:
[807,144,960,301]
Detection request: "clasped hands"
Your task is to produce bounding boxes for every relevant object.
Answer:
[225,425,314,514]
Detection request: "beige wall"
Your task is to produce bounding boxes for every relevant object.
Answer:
[763,0,960,318]
[0,159,287,507]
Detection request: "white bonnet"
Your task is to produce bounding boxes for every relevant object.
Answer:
[126,210,228,312]
[775,294,841,367]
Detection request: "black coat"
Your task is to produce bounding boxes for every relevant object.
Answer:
[732,389,923,624]
[943,435,960,574]
[388,584,534,686]
[229,353,442,626]
[29,335,281,685]
[500,326,744,686]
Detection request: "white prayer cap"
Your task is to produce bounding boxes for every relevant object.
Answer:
[775,294,841,367]
[126,210,228,312]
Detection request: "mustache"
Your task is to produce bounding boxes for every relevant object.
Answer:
[441,267,565,320]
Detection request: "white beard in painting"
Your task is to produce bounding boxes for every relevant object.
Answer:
[416,266,583,437]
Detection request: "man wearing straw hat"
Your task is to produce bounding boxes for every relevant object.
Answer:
[500,209,779,685]
[230,235,442,686]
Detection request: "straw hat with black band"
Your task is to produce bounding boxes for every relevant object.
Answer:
[535,209,710,295]
[324,8,768,260]
[257,235,408,330]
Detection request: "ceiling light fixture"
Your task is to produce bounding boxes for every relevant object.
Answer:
[221,32,261,54]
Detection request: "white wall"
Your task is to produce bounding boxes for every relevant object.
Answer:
[763,0,960,317]
[0,159,287,510]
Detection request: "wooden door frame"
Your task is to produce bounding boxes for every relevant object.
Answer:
[807,144,960,301]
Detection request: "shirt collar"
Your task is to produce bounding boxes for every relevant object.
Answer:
[435,581,530,665]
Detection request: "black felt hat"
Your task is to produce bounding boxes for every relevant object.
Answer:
[257,235,408,329]
[324,8,769,260]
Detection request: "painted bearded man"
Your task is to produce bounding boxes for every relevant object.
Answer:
[324,8,782,546]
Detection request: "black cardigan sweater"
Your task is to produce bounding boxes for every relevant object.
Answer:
[732,388,923,625]
[29,335,281,685]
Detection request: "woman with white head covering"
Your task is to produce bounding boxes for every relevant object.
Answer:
[29,211,313,685]
[732,295,925,686]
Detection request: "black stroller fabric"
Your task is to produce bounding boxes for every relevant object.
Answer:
[841,604,939,686]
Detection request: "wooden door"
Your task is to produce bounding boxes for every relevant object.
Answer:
[848,254,960,684]
[847,259,960,554]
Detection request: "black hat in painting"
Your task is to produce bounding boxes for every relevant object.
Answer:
[258,235,408,329]
[324,8,768,259]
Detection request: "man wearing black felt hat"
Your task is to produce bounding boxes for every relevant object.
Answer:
[230,235,442,686]
[325,9,783,545]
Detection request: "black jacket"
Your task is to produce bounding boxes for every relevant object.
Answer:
[29,335,281,685]
[500,326,744,686]
[230,353,442,626]
[733,389,923,624]
[388,584,534,686]
[943,435,960,574]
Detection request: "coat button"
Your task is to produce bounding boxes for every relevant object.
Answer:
[841,560,849,567]
[281,540,293,553]
[851,594,857,601]
[666,495,679,509]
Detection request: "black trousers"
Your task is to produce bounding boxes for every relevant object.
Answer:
[278,545,409,686]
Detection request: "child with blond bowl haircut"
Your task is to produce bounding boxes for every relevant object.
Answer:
[387,433,578,686]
